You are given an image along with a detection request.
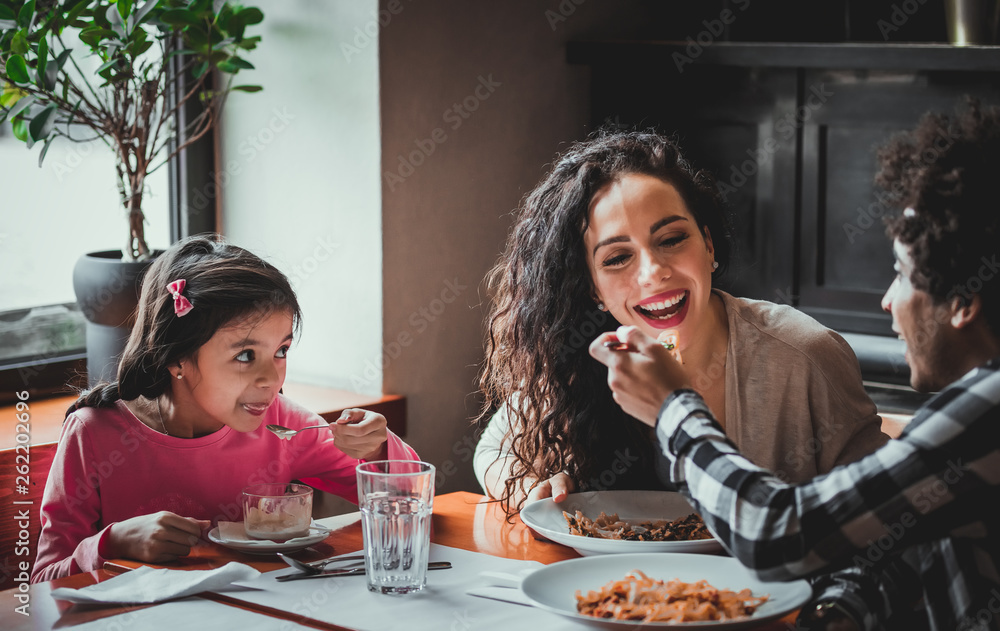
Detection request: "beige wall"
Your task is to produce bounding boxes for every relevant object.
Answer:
[379,1,667,494]
[221,1,383,394]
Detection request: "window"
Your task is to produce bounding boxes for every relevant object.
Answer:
[0,124,169,393]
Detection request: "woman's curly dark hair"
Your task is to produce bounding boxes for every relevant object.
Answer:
[476,129,733,515]
[877,97,1000,335]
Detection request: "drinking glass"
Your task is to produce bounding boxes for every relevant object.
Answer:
[356,460,435,594]
[241,483,313,540]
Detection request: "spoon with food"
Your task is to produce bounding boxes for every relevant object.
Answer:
[604,329,682,362]
[265,424,329,440]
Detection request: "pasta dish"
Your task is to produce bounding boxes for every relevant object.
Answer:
[564,510,712,541]
[576,570,768,622]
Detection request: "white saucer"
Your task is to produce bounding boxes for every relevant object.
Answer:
[207,522,330,555]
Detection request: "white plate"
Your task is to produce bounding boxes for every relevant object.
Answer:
[519,490,723,555]
[520,552,812,629]
[207,522,330,555]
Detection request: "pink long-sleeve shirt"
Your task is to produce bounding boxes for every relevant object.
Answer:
[32,395,419,582]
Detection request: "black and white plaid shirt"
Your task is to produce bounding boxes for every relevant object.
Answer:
[655,358,1000,631]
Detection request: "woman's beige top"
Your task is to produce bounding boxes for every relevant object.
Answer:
[474,290,890,491]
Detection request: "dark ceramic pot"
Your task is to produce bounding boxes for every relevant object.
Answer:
[72,250,157,386]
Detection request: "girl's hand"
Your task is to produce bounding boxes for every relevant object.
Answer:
[332,408,388,460]
[589,325,693,427]
[526,472,575,504]
[105,512,210,563]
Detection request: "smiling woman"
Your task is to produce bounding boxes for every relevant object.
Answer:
[474,129,890,515]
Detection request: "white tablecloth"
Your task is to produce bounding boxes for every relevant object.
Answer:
[71,597,317,631]
[228,543,584,630]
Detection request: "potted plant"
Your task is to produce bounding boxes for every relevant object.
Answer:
[0,0,264,384]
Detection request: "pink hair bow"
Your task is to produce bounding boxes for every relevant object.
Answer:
[167,279,194,317]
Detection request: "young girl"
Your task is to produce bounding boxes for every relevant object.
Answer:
[32,235,419,582]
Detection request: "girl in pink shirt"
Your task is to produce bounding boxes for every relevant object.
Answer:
[32,235,419,582]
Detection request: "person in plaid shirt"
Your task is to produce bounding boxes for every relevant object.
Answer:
[590,97,1000,631]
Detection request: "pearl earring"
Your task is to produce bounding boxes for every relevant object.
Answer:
[712,261,719,270]
[176,374,183,380]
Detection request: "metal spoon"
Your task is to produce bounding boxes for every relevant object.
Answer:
[278,552,364,574]
[266,424,328,440]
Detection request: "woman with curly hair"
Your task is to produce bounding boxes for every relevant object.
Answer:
[475,129,889,514]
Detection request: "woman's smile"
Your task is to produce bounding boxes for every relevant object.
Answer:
[634,289,690,327]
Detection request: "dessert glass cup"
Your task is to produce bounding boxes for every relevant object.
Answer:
[241,483,313,541]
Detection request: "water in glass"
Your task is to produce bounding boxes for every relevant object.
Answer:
[361,493,432,594]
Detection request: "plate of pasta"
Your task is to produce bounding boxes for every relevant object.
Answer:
[519,490,723,555]
[520,552,812,629]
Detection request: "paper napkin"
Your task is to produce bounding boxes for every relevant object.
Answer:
[49,562,261,604]
[465,569,536,607]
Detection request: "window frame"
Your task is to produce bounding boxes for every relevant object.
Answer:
[0,59,218,400]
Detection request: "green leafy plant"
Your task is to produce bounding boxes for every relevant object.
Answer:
[0,0,263,260]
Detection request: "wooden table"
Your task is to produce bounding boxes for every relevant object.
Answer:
[1,492,797,630]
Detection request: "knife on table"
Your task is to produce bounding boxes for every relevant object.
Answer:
[275,561,453,582]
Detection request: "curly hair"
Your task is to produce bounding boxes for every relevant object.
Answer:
[878,97,1000,335]
[477,129,732,515]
